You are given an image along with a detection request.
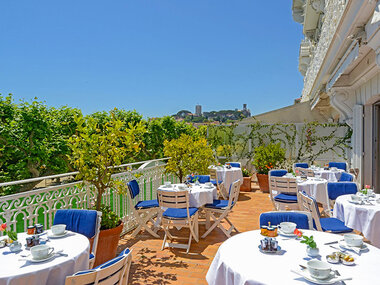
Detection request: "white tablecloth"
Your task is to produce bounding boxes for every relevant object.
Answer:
[313,168,344,182]
[158,184,217,208]
[0,231,90,285]
[297,177,329,210]
[213,167,243,191]
[334,194,380,248]
[206,230,380,285]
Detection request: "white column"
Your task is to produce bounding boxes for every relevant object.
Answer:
[352,104,364,186]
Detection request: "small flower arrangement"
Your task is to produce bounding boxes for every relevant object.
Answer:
[300,234,317,249]
[294,228,303,238]
[361,185,371,195]
[242,168,251,177]
[0,223,17,241]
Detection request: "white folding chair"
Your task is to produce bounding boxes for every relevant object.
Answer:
[269,176,299,211]
[127,180,160,238]
[294,167,315,177]
[157,190,199,254]
[201,180,240,239]
[90,211,102,269]
[65,248,132,285]
[209,168,226,199]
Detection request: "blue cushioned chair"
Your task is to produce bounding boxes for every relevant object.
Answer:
[269,174,299,211]
[269,169,288,177]
[201,180,241,239]
[157,189,199,253]
[53,209,101,269]
[294,163,309,169]
[226,162,241,168]
[327,182,357,204]
[65,248,132,285]
[259,211,312,230]
[298,191,352,233]
[328,162,347,171]
[126,180,159,238]
[187,175,211,184]
[339,172,354,182]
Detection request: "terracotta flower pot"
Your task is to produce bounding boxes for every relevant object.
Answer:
[93,221,123,267]
[240,176,252,192]
[256,174,269,193]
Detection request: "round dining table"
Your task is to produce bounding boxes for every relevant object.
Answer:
[206,229,380,285]
[312,168,344,182]
[158,183,217,208]
[212,166,243,191]
[296,177,329,211]
[0,231,90,285]
[334,194,380,248]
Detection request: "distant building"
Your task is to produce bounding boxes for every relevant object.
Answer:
[241,104,251,117]
[195,105,202,116]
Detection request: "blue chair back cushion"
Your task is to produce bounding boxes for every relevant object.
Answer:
[269,170,287,177]
[295,163,309,169]
[53,209,97,238]
[328,162,347,171]
[188,175,210,183]
[127,180,140,199]
[228,162,241,168]
[339,172,353,182]
[327,182,357,200]
[260,212,310,230]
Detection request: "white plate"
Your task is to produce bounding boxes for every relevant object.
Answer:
[27,252,55,263]
[339,240,367,251]
[47,230,69,239]
[278,229,297,237]
[292,269,343,285]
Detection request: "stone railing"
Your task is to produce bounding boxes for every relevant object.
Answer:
[0,158,177,236]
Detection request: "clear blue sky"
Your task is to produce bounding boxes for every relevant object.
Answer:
[0,1,303,118]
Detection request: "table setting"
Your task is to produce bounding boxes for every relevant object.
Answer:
[0,223,90,285]
[206,227,379,285]
[310,166,344,182]
[296,176,329,211]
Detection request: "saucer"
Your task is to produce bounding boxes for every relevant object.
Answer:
[291,269,340,284]
[278,229,297,237]
[339,240,367,251]
[28,251,55,263]
[258,245,282,254]
[47,230,69,239]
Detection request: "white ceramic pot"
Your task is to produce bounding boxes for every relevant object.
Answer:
[9,241,22,252]
[306,246,319,257]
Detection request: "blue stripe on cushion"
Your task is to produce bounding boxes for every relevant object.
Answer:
[210,179,223,185]
[295,163,309,169]
[188,175,211,183]
[339,173,354,182]
[269,170,288,177]
[327,182,357,200]
[73,269,95,276]
[53,209,97,239]
[95,255,124,270]
[135,199,159,209]
[260,212,310,230]
[204,200,233,209]
[228,162,241,168]
[89,253,95,259]
[127,180,140,199]
[162,207,198,219]
[274,193,298,203]
[118,248,130,257]
[328,162,347,171]
[319,217,352,233]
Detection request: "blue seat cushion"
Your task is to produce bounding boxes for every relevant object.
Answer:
[329,162,347,171]
[188,175,210,183]
[327,182,357,200]
[339,173,353,182]
[135,199,159,209]
[295,163,309,169]
[319,217,353,233]
[162,207,198,219]
[89,253,95,259]
[274,193,298,203]
[127,180,140,199]
[53,209,97,239]
[205,200,233,209]
[210,179,223,185]
[260,212,310,230]
[269,170,288,177]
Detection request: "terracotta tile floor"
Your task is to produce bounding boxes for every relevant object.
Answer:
[118,190,274,285]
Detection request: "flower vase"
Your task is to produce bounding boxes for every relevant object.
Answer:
[306,246,319,257]
[9,241,22,252]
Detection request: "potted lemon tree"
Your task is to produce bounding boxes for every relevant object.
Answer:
[252,143,285,193]
[68,114,145,266]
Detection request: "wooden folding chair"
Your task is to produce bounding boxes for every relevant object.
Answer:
[157,190,199,253]
[201,180,240,239]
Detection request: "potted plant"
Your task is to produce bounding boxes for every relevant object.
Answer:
[240,168,252,192]
[68,114,145,266]
[164,134,215,182]
[252,143,285,193]
[300,234,319,257]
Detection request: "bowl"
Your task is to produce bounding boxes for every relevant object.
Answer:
[51,224,66,236]
[344,234,363,247]
[307,260,332,280]
[279,222,296,234]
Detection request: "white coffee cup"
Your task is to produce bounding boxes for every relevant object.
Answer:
[351,195,361,202]
[31,244,54,260]
[344,234,363,247]
[279,222,296,234]
[164,181,172,187]
[307,260,332,280]
[51,224,66,236]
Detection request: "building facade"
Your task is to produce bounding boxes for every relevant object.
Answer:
[195,104,202,116]
[292,0,380,191]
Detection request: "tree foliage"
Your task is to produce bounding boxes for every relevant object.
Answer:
[163,134,215,182]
